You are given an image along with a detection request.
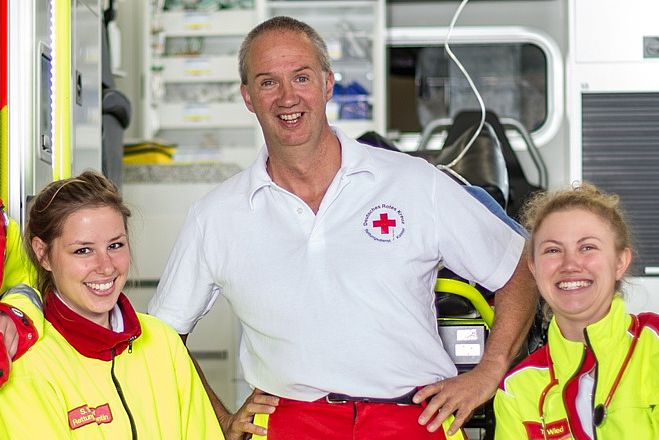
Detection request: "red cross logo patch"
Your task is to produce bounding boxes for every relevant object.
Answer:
[363,204,406,242]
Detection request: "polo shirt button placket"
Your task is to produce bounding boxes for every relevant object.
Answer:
[296,207,304,215]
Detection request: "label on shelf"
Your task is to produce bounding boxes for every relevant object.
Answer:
[184,58,211,76]
[184,12,211,31]
[184,104,211,122]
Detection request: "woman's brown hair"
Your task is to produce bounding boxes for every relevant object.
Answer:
[24,170,131,296]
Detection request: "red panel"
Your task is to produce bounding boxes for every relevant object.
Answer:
[1,0,7,109]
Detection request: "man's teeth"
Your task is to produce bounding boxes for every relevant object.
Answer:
[558,280,592,290]
[86,281,113,291]
[279,113,301,121]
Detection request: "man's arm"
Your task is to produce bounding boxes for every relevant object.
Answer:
[181,334,279,440]
[414,248,538,434]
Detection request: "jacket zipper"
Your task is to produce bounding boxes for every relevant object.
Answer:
[111,346,138,440]
[562,343,588,439]
[583,331,598,440]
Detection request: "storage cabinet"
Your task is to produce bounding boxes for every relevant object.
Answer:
[143,1,260,168]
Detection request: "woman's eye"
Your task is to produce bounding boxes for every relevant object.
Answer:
[73,247,91,255]
[109,242,125,250]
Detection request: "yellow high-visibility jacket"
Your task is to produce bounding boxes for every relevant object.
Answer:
[0,293,224,439]
[494,297,659,440]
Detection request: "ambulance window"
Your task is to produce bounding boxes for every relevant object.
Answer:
[387,41,552,150]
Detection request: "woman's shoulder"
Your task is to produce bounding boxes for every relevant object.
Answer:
[637,311,659,334]
[498,346,550,394]
[137,312,181,335]
[636,312,659,352]
[135,312,186,348]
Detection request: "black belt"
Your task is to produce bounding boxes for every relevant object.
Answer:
[325,388,418,406]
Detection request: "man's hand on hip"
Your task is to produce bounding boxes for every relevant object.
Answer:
[413,364,500,435]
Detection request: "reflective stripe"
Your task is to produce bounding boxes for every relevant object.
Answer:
[0,284,43,310]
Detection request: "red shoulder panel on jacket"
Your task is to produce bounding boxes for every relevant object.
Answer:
[498,345,549,391]
[638,312,659,336]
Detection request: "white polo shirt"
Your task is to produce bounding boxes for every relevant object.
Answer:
[149,127,525,401]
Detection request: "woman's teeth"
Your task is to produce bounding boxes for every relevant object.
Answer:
[557,280,592,290]
[86,281,113,291]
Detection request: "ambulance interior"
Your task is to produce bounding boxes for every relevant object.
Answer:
[2,0,659,430]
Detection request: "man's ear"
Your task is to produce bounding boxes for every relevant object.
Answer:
[31,236,52,272]
[527,255,536,278]
[325,70,335,102]
[240,83,255,113]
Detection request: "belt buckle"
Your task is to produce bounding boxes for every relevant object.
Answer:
[325,394,348,404]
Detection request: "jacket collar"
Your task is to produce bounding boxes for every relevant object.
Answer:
[548,296,631,381]
[247,126,375,210]
[44,292,142,361]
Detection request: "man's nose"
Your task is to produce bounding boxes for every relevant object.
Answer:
[278,81,298,105]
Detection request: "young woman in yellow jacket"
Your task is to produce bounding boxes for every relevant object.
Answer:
[0,171,224,439]
[494,183,659,439]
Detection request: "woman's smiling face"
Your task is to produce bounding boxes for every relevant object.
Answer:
[529,208,631,340]
[34,206,129,329]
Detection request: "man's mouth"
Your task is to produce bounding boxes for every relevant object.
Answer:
[279,112,302,123]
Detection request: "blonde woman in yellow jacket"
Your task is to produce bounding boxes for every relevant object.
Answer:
[494,183,659,440]
[0,172,224,439]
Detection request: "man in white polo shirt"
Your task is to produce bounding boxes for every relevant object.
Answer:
[149,16,537,440]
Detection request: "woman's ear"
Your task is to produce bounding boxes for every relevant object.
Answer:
[615,247,632,281]
[31,236,52,271]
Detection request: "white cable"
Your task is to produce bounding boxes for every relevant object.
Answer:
[441,0,486,170]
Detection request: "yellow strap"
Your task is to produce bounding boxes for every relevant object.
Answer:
[442,414,467,440]
[251,413,270,440]
[435,278,494,328]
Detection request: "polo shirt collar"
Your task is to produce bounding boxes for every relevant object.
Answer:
[247,126,376,209]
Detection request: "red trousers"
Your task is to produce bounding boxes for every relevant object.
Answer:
[252,397,467,440]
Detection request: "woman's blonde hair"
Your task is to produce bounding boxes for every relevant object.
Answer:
[521,182,633,297]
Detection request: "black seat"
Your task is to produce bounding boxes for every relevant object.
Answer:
[409,119,509,210]
[442,110,543,220]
